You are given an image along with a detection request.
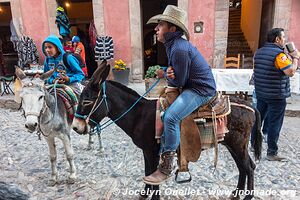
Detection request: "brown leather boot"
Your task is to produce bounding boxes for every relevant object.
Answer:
[143,151,175,185]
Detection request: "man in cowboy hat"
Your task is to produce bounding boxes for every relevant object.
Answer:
[143,5,216,185]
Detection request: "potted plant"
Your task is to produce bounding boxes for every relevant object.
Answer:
[145,65,167,98]
[112,59,130,85]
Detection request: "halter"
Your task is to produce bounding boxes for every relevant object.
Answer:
[21,80,59,139]
[75,79,161,132]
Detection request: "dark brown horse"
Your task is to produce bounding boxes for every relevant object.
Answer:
[72,63,262,200]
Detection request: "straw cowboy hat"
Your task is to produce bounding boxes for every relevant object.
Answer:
[147,5,190,41]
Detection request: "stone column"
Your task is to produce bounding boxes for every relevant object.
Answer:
[273,0,292,40]
[178,0,189,27]
[46,0,59,36]
[92,0,105,35]
[213,0,229,68]
[129,0,143,82]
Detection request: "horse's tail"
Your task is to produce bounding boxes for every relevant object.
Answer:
[252,107,262,160]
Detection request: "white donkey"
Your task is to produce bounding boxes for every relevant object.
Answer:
[16,67,76,185]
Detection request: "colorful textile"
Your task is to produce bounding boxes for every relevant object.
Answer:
[55,7,71,37]
[16,35,39,68]
[88,20,98,49]
[10,20,19,51]
[47,84,78,120]
[95,36,114,61]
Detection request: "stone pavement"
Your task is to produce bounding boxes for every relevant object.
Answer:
[0,81,299,200]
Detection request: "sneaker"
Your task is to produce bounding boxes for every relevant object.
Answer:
[266,155,287,162]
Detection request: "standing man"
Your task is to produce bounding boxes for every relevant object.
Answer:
[252,28,299,161]
[72,36,88,76]
[143,5,216,185]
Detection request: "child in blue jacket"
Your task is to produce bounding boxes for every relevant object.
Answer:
[42,35,84,90]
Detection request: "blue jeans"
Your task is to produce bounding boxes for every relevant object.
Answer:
[160,89,213,153]
[251,97,286,156]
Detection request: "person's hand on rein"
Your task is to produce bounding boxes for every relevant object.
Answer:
[156,66,175,79]
[166,66,175,79]
[156,69,165,79]
[53,73,70,84]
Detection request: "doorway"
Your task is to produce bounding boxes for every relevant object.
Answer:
[141,0,177,76]
[0,2,17,76]
[258,0,275,48]
[56,0,97,77]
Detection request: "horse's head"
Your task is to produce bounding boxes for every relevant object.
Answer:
[72,60,110,134]
[16,67,55,132]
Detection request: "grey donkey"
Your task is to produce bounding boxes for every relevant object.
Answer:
[15,67,76,186]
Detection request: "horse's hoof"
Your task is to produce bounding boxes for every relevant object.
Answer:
[150,195,160,200]
[138,195,148,200]
[229,193,240,200]
[67,178,76,184]
[67,176,76,184]
[98,147,105,153]
[243,195,254,200]
[85,146,93,151]
[47,179,57,186]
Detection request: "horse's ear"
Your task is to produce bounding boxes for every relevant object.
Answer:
[90,60,109,86]
[40,68,56,81]
[15,66,26,80]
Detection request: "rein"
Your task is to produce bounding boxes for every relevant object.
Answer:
[75,79,161,132]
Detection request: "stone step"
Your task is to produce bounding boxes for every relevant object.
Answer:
[228,32,244,36]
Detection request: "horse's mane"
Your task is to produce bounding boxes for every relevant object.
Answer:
[107,80,143,98]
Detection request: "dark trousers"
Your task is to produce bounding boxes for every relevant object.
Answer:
[251,97,286,156]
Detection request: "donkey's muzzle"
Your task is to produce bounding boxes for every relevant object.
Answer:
[72,118,89,135]
[25,123,38,132]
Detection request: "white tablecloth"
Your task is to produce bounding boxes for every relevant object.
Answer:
[212,69,254,92]
[290,71,300,94]
[212,69,300,94]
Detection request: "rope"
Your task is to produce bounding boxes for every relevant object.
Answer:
[212,109,218,169]
[98,79,161,130]
[231,102,255,112]
[75,79,161,132]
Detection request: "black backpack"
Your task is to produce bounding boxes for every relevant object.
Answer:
[63,52,85,69]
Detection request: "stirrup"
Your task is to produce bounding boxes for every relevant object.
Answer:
[175,169,192,184]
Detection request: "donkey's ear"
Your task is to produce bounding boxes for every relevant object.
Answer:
[90,60,109,86]
[40,68,56,81]
[15,66,26,80]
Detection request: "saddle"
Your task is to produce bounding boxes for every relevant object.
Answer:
[157,87,231,182]
[47,84,79,120]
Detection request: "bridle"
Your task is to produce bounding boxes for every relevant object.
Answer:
[75,79,161,132]
[21,88,49,139]
[74,81,109,129]
[21,81,59,139]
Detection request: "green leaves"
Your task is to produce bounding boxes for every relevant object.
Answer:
[145,65,161,78]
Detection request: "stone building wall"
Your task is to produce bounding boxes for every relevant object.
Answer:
[213,0,229,68]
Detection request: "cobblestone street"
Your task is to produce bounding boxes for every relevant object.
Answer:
[0,90,300,200]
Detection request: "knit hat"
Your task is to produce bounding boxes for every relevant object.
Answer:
[72,36,80,43]
[56,6,64,12]
[147,5,189,40]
